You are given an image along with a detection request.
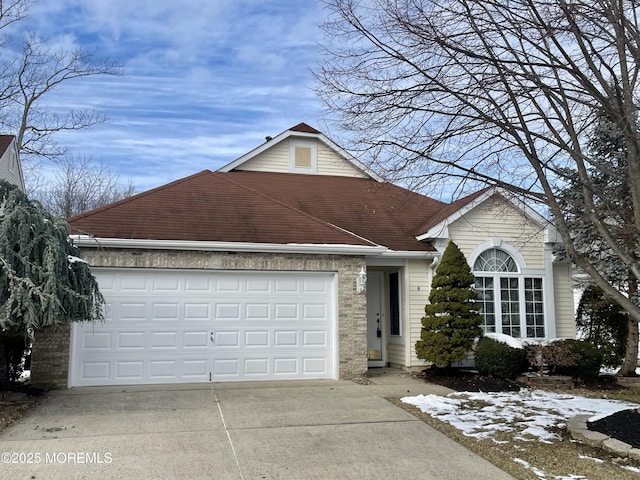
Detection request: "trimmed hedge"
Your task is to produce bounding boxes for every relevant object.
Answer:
[475,336,527,379]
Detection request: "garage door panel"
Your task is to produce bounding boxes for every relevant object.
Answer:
[82,331,112,349]
[214,331,240,347]
[118,303,147,320]
[215,278,241,292]
[303,331,327,346]
[245,303,270,320]
[303,277,329,292]
[117,361,144,379]
[118,331,146,349]
[152,303,180,320]
[245,330,269,346]
[183,331,209,348]
[275,304,298,319]
[184,303,210,320]
[215,303,241,319]
[153,276,180,291]
[274,330,297,346]
[303,357,328,374]
[71,270,336,386]
[121,275,148,292]
[150,331,178,349]
[246,277,270,292]
[82,362,110,381]
[275,278,298,293]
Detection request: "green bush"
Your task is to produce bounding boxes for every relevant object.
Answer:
[526,339,603,382]
[475,336,527,379]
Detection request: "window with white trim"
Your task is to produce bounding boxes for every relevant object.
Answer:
[388,271,401,337]
[473,248,545,338]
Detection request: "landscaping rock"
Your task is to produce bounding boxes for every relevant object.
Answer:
[602,438,632,456]
[570,428,608,448]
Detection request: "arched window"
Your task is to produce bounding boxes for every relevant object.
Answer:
[474,248,518,272]
[473,248,545,338]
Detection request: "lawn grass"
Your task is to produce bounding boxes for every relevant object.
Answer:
[389,384,640,480]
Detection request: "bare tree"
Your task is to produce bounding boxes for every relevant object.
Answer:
[0,1,122,173]
[32,155,135,218]
[316,0,640,374]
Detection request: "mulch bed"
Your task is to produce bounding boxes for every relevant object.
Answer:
[588,409,640,449]
[416,365,522,392]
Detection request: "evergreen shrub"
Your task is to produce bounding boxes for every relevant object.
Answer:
[475,336,527,379]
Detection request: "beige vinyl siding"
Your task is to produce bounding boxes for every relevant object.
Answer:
[406,258,431,367]
[387,343,404,368]
[0,146,23,191]
[553,262,576,338]
[316,142,368,177]
[235,138,368,177]
[234,140,290,172]
[448,195,545,268]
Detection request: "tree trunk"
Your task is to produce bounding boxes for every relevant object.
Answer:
[0,340,10,390]
[619,277,640,376]
[620,314,640,376]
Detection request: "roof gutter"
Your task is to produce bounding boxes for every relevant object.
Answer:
[70,236,389,256]
[378,250,438,259]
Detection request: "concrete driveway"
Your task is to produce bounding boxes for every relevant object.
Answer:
[0,373,514,479]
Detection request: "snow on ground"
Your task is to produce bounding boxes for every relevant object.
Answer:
[402,388,638,443]
[403,389,640,478]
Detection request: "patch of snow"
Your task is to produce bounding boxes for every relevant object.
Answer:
[578,455,604,464]
[484,332,525,349]
[513,457,548,478]
[402,389,638,443]
[67,255,88,265]
[623,465,640,473]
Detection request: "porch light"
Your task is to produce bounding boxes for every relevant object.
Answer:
[356,267,367,294]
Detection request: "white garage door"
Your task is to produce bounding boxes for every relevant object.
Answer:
[70,269,337,387]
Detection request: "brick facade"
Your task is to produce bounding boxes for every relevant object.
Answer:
[30,323,71,388]
[31,248,368,388]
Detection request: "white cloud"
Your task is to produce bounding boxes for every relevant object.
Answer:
[15,0,327,192]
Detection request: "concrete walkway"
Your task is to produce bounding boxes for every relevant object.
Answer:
[0,373,513,479]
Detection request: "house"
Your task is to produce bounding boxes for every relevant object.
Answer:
[30,123,575,388]
[0,135,25,191]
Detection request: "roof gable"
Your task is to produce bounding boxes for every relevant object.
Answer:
[0,135,24,191]
[218,123,383,181]
[416,187,554,241]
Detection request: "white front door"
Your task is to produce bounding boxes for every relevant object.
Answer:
[70,269,337,386]
[366,271,385,367]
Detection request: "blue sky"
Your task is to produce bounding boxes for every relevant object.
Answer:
[24,0,328,191]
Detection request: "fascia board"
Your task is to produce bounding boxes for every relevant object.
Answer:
[70,236,389,256]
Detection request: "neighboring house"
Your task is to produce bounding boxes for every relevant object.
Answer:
[0,135,25,191]
[31,123,575,388]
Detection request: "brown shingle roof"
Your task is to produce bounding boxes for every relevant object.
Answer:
[415,187,491,236]
[289,123,321,134]
[69,171,448,251]
[69,171,380,246]
[0,135,15,156]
